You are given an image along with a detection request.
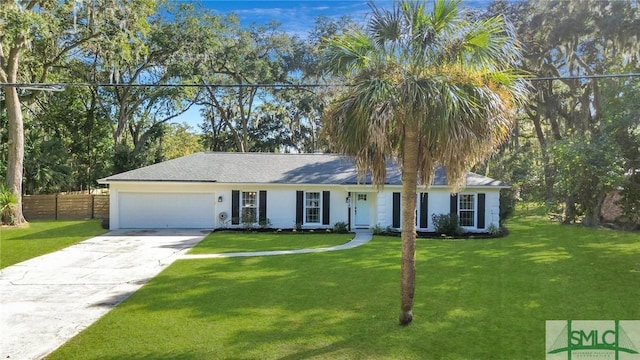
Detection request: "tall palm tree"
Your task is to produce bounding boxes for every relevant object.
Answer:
[322,0,528,325]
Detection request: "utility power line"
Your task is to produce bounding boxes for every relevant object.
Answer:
[527,73,640,81]
[2,73,640,90]
[0,83,340,90]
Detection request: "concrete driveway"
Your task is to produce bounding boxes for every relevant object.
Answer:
[0,229,209,360]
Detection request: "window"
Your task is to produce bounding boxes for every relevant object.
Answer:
[242,191,257,223]
[305,192,320,223]
[459,194,475,227]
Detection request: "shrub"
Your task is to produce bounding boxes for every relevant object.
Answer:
[241,213,255,231]
[618,174,640,229]
[0,185,17,225]
[431,213,463,236]
[259,218,271,229]
[333,221,348,233]
[499,188,516,225]
[372,223,385,235]
[487,223,501,236]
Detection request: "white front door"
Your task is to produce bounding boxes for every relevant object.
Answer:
[354,193,370,227]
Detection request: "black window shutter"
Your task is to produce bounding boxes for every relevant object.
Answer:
[392,192,401,228]
[450,194,458,215]
[347,192,352,231]
[322,191,330,225]
[231,190,240,225]
[477,193,486,229]
[259,190,267,224]
[420,193,428,228]
[296,191,304,225]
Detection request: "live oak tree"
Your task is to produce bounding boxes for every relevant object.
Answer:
[276,16,355,153]
[550,134,624,226]
[0,1,53,223]
[0,0,155,223]
[599,77,640,227]
[197,18,296,153]
[322,0,527,325]
[91,2,200,172]
[160,122,203,161]
[483,0,640,225]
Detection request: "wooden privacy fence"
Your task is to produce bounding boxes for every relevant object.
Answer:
[23,194,109,221]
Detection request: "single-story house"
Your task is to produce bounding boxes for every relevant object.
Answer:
[98,152,508,232]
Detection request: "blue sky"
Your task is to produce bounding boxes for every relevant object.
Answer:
[196,1,491,36]
[197,1,384,36]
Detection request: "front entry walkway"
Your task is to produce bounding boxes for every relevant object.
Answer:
[180,230,373,259]
[0,229,373,360]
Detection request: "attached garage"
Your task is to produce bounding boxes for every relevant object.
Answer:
[118,193,215,229]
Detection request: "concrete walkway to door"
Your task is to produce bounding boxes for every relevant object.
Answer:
[0,229,209,360]
[180,229,373,259]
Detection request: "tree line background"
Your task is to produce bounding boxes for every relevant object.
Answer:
[1,0,639,227]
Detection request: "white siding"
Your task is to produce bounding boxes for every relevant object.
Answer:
[487,190,501,230]
[373,188,502,233]
[428,191,452,231]
[108,182,503,232]
[376,192,391,229]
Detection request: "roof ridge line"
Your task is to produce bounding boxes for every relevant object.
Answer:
[202,151,343,155]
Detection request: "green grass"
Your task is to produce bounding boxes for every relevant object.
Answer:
[0,220,106,268]
[47,207,640,359]
[188,231,353,254]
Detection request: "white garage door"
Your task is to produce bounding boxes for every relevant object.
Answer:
[119,193,215,229]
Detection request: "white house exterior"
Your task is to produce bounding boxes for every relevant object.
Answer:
[99,152,508,232]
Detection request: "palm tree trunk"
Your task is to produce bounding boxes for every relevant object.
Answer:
[399,121,419,326]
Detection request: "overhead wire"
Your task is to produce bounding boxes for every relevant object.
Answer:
[1,73,640,90]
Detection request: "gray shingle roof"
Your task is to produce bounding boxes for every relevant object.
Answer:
[99,152,508,187]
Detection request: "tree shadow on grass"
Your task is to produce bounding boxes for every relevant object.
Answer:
[3,220,104,241]
[64,350,211,360]
[50,240,503,358]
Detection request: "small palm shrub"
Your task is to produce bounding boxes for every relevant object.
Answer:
[488,223,501,236]
[333,221,348,233]
[372,223,385,235]
[0,185,18,225]
[259,218,271,229]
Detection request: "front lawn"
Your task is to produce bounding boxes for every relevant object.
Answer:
[47,207,640,359]
[188,231,353,254]
[0,220,106,268]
